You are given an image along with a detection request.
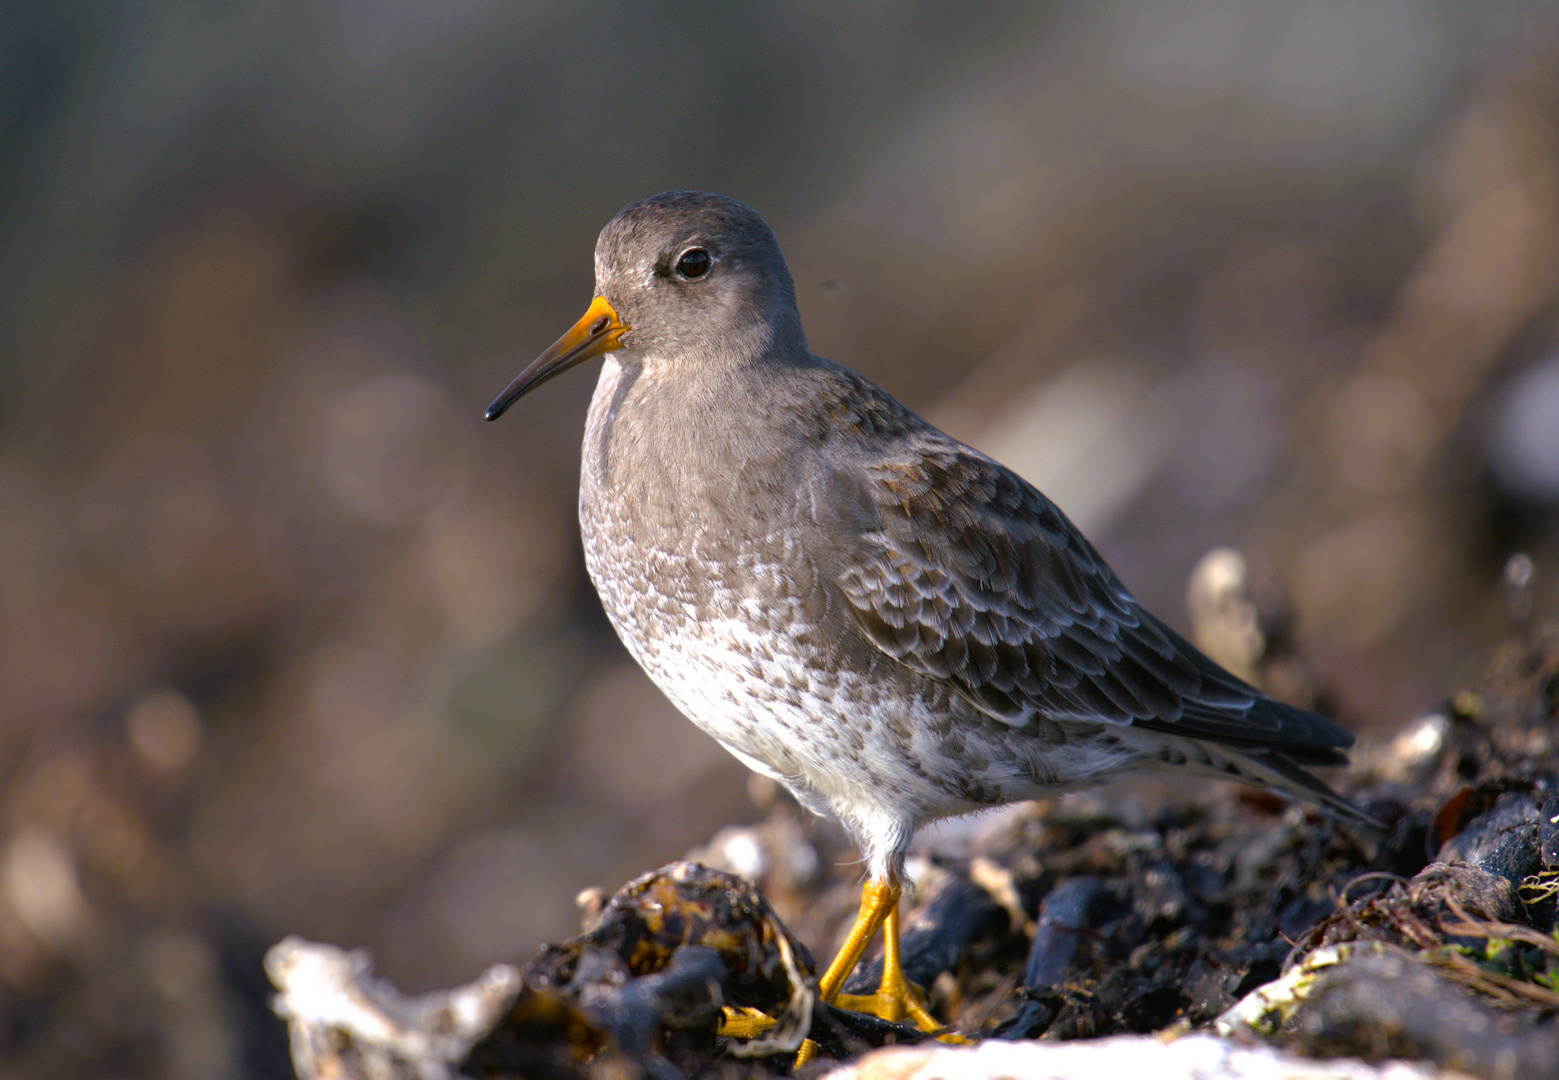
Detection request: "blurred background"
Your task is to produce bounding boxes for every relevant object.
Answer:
[4,2,1559,1076]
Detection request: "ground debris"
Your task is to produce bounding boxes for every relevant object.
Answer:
[265,937,521,1080]
[1247,628,1559,1080]
[268,626,1559,1078]
[465,861,815,1079]
[1286,949,1559,1080]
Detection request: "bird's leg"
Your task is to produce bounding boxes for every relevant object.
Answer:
[794,877,961,1066]
[817,877,900,1003]
[833,900,941,1031]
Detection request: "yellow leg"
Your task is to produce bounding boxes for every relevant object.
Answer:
[833,902,942,1030]
[794,878,962,1066]
[818,878,901,1001]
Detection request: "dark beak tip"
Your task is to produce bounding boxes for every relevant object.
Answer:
[484,392,518,422]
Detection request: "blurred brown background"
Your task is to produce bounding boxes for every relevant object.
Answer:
[4,3,1559,1076]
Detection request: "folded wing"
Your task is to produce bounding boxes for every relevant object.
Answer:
[835,436,1353,762]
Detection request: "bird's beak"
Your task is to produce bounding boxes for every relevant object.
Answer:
[485,296,628,421]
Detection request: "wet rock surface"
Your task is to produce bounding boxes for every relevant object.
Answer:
[273,626,1559,1078]
[1290,950,1559,1080]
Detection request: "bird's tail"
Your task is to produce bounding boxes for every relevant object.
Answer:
[1130,730,1382,829]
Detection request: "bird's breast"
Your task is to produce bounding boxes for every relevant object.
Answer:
[582,358,776,621]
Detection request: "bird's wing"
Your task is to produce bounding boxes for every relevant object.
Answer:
[834,436,1351,754]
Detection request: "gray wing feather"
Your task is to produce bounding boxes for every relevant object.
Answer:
[834,432,1353,757]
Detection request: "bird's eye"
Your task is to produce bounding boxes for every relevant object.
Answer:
[674,248,712,280]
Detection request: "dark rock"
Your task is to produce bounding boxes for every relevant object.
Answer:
[993,877,1116,1039]
[1024,878,1115,992]
[1438,793,1542,885]
[1539,796,1559,870]
[1407,862,1523,925]
[1288,950,1559,1080]
[468,862,815,1077]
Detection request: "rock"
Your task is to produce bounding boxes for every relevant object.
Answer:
[1289,949,1559,1080]
[265,937,520,1080]
[1539,796,1559,870]
[1437,793,1541,885]
[820,1033,1449,1080]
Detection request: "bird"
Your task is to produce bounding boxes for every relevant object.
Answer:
[485,190,1373,1054]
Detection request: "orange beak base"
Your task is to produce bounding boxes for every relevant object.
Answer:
[485,296,628,421]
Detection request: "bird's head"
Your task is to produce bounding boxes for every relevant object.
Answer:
[486,191,806,421]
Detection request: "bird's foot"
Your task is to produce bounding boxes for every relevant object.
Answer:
[834,970,943,1034]
[720,982,952,1062]
[794,979,965,1068]
[835,963,967,1041]
[793,892,967,1065]
[717,1005,777,1039]
[789,878,970,1066]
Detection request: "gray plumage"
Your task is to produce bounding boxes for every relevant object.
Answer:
[490,190,1371,886]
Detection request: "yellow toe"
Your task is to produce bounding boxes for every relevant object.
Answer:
[718,1005,778,1040]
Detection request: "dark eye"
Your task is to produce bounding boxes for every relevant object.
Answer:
[674,247,712,280]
